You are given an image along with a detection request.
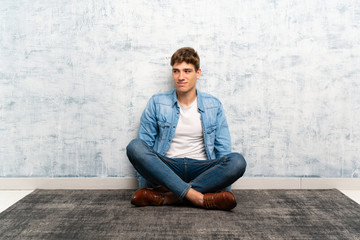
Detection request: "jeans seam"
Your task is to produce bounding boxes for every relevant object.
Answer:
[179,184,191,199]
[184,160,187,182]
[139,139,189,198]
[190,155,228,187]
[159,156,187,165]
[183,158,220,165]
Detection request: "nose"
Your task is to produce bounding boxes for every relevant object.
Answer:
[179,71,185,80]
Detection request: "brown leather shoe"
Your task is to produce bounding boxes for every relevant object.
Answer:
[203,191,237,211]
[131,188,166,207]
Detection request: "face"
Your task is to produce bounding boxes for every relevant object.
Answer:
[172,61,201,95]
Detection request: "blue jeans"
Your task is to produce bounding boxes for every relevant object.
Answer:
[126,139,247,199]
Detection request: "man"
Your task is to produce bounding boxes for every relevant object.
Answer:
[126,47,246,210]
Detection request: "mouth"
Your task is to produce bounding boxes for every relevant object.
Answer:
[177,82,187,86]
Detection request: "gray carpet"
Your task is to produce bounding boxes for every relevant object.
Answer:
[0,189,359,239]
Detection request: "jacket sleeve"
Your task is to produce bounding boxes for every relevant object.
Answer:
[138,96,158,149]
[214,103,232,158]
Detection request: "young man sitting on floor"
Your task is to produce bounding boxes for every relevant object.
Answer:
[126,47,246,210]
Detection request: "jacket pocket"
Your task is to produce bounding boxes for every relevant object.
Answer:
[206,125,217,146]
[157,121,171,140]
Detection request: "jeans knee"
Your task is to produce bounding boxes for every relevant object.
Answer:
[126,138,143,159]
[229,152,247,177]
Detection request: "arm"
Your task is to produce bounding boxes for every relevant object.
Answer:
[214,103,232,158]
[138,96,158,149]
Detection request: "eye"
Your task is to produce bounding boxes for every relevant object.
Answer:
[172,69,179,73]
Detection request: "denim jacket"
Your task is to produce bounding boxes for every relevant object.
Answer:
[138,89,231,160]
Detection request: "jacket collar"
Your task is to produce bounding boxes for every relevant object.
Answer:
[171,88,205,112]
[196,89,205,112]
[171,89,178,106]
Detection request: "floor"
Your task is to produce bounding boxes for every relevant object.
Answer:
[0,190,34,213]
[0,190,359,213]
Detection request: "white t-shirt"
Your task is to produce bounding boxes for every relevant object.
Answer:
[165,98,208,160]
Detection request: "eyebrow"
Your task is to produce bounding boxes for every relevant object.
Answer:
[172,68,193,71]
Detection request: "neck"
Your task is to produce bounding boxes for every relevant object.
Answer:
[176,89,197,106]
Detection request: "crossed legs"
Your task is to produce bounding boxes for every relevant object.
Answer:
[126,139,247,210]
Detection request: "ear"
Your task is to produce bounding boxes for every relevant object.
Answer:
[196,68,202,79]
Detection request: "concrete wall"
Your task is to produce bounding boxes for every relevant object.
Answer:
[1,0,359,178]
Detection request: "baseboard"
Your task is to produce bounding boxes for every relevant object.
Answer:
[232,177,302,189]
[0,177,359,190]
[0,178,137,190]
[233,178,360,190]
[300,178,360,190]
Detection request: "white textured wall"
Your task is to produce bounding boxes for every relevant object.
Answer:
[1,0,359,178]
